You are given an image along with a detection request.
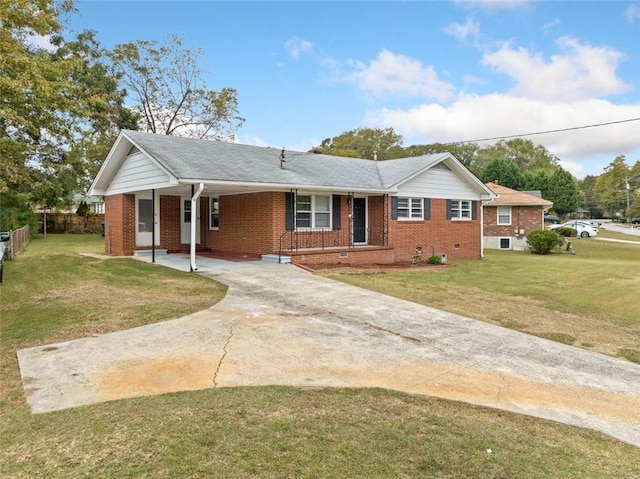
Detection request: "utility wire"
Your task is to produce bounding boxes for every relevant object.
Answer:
[450,117,640,144]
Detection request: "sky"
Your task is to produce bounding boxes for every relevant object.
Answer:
[63,0,640,179]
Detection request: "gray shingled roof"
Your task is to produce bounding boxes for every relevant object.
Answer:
[123,130,451,191]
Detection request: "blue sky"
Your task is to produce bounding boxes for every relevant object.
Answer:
[64,1,640,178]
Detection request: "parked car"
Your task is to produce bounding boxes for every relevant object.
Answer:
[548,221,598,237]
[544,214,560,224]
[631,218,640,225]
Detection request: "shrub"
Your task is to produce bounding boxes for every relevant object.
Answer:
[554,226,577,237]
[426,255,442,265]
[526,229,564,254]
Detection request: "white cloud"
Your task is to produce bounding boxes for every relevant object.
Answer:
[444,18,480,42]
[284,37,313,59]
[346,49,455,102]
[366,95,640,177]
[25,33,56,52]
[453,0,531,11]
[626,3,640,23]
[482,37,630,101]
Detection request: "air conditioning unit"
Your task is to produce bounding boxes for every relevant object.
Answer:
[437,253,447,263]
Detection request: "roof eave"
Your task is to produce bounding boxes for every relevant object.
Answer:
[178,179,391,195]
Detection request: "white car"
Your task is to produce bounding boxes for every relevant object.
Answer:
[548,221,598,237]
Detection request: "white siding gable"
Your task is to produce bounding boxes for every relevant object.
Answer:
[106,151,174,195]
[397,163,478,199]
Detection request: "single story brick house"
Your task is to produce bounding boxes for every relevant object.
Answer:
[89,130,496,268]
[482,182,553,251]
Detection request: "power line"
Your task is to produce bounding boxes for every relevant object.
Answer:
[451,117,640,144]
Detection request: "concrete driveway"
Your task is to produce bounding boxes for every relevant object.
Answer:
[17,262,640,447]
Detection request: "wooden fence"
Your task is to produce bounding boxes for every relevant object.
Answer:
[40,213,104,235]
[2,224,30,260]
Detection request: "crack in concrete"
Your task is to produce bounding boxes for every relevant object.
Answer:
[213,321,236,387]
[365,322,422,343]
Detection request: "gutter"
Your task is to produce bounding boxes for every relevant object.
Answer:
[190,183,205,271]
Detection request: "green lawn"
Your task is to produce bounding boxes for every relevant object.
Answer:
[1,234,639,478]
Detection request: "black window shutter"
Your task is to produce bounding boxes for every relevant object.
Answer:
[446,199,453,219]
[423,198,431,220]
[285,192,295,231]
[332,195,341,230]
[391,196,399,220]
[472,200,478,220]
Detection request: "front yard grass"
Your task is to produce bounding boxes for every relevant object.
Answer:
[1,234,639,478]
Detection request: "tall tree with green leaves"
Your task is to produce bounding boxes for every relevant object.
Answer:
[546,168,580,217]
[479,158,524,189]
[403,142,480,170]
[109,35,244,141]
[474,139,559,175]
[594,156,632,217]
[314,128,404,160]
[1,0,131,229]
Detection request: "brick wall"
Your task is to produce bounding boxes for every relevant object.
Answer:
[387,198,481,261]
[484,205,544,237]
[160,195,181,252]
[202,192,283,255]
[104,194,135,255]
[290,246,395,265]
[104,191,483,262]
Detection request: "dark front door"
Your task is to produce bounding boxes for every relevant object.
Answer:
[353,197,366,244]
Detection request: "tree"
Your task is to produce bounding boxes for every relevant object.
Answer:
[593,156,631,217]
[109,35,244,141]
[403,142,479,170]
[546,168,580,217]
[578,175,602,218]
[479,158,524,189]
[314,128,404,160]
[521,168,552,191]
[1,1,131,229]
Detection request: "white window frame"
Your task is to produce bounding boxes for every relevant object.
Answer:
[450,200,472,220]
[209,196,219,230]
[397,197,423,220]
[499,237,511,249]
[497,206,511,225]
[296,194,332,230]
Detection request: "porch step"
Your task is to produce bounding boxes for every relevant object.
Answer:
[133,249,168,257]
[261,254,291,264]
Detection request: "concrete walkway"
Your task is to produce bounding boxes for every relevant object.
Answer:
[17,261,640,447]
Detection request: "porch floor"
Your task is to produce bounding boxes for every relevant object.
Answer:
[132,252,264,273]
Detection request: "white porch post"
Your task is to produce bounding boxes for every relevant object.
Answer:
[190,183,205,271]
[480,200,485,259]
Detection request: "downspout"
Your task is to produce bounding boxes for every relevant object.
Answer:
[480,199,485,259]
[190,183,205,271]
[151,189,156,263]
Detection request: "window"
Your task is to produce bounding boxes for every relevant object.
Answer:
[449,200,471,220]
[497,206,511,225]
[500,238,511,249]
[296,194,331,229]
[210,197,219,230]
[138,199,153,233]
[397,198,423,219]
[183,200,191,223]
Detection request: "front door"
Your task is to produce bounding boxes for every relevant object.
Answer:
[353,197,367,244]
[181,197,200,244]
[135,193,159,247]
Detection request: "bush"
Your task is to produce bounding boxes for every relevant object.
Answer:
[526,229,564,254]
[426,255,442,265]
[555,226,577,237]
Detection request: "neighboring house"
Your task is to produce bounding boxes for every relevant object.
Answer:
[483,182,553,251]
[90,130,496,267]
